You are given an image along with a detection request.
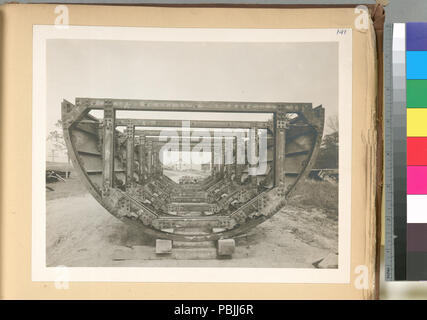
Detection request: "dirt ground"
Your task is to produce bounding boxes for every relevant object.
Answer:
[46,175,338,268]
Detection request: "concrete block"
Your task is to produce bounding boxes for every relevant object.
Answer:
[156,239,172,254]
[173,248,217,260]
[173,240,215,249]
[217,239,235,256]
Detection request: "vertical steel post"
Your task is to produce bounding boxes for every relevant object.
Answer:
[125,123,135,189]
[157,144,163,175]
[213,137,222,176]
[219,138,224,175]
[102,100,115,195]
[153,145,159,175]
[250,126,258,186]
[235,135,245,183]
[147,140,153,176]
[275,111,287,187]
[211,145,216,176]
[138,135,146,183]
[232,136,237,179]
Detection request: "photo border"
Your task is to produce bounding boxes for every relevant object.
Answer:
[32,25,352,283]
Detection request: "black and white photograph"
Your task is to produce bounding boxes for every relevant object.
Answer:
[33,26,352,283]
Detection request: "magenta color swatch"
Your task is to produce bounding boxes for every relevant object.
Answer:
[408,166,427,194]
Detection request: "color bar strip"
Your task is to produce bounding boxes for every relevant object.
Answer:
[407,137,427,165]
[407,80,427,107]
[407,52,427,79]
[407,224,427,251]
[407,109,427,136]
[406,22,427,51]
[407,166,427,194]
[406,22,427,280]
[407,252,427,280]
[407,195,427,223]
[392,23,408,280]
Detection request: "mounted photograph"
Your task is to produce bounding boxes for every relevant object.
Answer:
[33,25,352,283]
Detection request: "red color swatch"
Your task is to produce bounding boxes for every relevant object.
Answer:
[408,137,427,165]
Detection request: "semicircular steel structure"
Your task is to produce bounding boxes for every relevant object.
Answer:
[62,98,325,242]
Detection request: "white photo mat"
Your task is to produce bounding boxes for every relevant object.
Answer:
[32,25,352,283]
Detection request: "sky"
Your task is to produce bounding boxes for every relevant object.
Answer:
[46,39,338,161]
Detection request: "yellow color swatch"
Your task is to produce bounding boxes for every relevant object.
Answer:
[407,109,427,137]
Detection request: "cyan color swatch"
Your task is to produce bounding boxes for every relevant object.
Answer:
[407,51,427,79]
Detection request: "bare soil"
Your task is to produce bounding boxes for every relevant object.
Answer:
[46,176,338,268]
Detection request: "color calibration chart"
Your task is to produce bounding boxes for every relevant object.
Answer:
[385,23,427,281]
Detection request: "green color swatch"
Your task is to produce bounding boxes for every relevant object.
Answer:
[407,80,427,107]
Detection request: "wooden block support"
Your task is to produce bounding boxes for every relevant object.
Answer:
[156,239,172,254]
[217,239,235,256]
[112,242,249,261]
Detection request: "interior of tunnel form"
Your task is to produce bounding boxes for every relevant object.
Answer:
[62,98,324,242]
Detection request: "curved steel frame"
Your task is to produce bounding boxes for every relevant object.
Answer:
[62,98,325,242]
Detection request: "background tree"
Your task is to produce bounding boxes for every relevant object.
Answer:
[314,115,339,169]
[47,120,71,178]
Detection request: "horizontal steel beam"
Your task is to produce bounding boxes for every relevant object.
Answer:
[115,118,270,129]
[133,130,271,137]
[76,97,312,114]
